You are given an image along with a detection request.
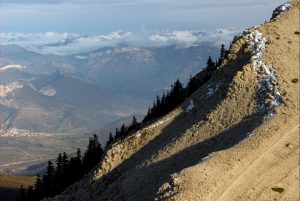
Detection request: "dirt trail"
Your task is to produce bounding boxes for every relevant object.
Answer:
[214,122,299,201]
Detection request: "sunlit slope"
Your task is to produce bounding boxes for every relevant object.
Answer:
[44,1,299,201]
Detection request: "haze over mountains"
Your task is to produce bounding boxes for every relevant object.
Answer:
[1,29,238,55]
[0,1,298,201]
[0,29,239,133]
[40,2,299,200]
[0,29,238,174]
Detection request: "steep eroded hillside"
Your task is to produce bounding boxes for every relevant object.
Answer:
[44,2,299,201]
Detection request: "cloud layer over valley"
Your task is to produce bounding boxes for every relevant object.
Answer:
[0,29,240,55]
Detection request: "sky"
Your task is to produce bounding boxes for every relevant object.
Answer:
[0,0,285,35]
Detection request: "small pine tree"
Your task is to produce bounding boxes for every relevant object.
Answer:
[132,116,138,127]
[93,134,103,158]
[170,79,185,107]
[43,161,55,195]
[62,152,69,185]
[83,134,103,173]
[120,124,127,136]
[33,174,43,200]
[26,186,34,201]
[187,75,198,96]
[68,157,77,183]
[62,152,69,172]
[151,101,157,118]
[55,153,63,178]
[220,44,225,59]
[54,153,64,193]
[217,44,226,66]
[76,148,81,162]
[161,93,166,106]
[156,96,161,108]
[145,107,151,120]
[68,148,83,183]
[19,185,26,201]
[206,56,215,70]
[115,128,120,139]
[106,132,114,148]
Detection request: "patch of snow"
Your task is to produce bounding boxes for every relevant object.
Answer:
[39,86,57,96]
[272,3,292,20]
[172,172,181,179]
[0,64,26,71]
[241,132,254,142]
[198,155,210,164]
[207,84,219,96]
[0,82,23,97]
[280,3,292,11]
[246,30,283,121]
[186,100,195,112]
[145,114,175,130]
[263,112,275,121]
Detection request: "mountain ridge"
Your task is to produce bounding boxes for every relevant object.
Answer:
[1,30,226,175]
[42,1,299,200]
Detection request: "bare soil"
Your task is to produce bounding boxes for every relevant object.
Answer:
[43,1,299,201]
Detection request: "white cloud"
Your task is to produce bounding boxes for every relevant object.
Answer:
[0,29,240,55]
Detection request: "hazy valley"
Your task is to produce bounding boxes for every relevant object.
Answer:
[0,30,234,174]
[0,1,298,201]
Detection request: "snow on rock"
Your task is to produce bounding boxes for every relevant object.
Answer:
[271,3,292,20]
[241,132,254,142]
[0,82,23,97]
[246,30,282,120]
[198,155,210,164]
[207,84,219,96]
[172,172,181,179]
[155,181,176,201]
[0,64,26,71]
[186,100,195,112]
[145,114,176,130]
[39,86,57,96]
[279,3,292,12]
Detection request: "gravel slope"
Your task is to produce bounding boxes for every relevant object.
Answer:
[44,1,299,201]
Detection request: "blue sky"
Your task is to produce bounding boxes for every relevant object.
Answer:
[1,0,284,34]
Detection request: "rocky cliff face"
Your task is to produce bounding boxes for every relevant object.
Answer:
[44,1,299,201]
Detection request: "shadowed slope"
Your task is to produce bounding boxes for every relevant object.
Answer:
[43,2,299,201]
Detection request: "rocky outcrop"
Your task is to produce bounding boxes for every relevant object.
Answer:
[0,82,23,97]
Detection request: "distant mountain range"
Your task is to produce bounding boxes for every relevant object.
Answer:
[0,32,237,133]
[0,29,239,55]
[0,44,206,132]
[0,30,238,173]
